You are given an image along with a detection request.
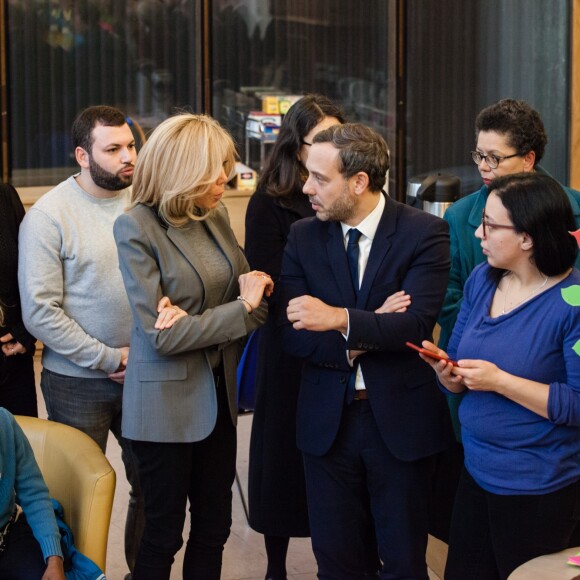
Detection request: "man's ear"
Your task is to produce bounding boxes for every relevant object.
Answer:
[352,172,369,194]
[75,146,90,169]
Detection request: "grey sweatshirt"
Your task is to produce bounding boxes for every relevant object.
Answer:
[18,175,132,378]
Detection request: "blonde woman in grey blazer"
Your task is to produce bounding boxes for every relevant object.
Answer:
[113,114,272,580]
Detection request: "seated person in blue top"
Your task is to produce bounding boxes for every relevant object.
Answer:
[420,173,580,579]
[0,404,65,579]
[438,98,580,351]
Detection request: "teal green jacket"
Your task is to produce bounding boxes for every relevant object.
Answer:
[438,174,580,351]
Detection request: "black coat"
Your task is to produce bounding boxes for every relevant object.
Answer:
[0,183,37,416]
[245,185,313,537]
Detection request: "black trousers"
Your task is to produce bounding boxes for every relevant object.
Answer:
[303,400,434,580]
[0,352,37,417]
[445,468,580,580]
[0,515,47,579]
[131,368,237,580]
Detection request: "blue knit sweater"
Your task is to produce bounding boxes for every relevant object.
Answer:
[447,265,580,495]
[0,408,63,560]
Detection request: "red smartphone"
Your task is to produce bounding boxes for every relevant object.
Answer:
[405,342,458,366]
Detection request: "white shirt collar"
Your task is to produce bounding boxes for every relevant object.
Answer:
[340,192,385,241]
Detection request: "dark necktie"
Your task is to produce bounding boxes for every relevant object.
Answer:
[346,228,362,295]
[346,228,362,403]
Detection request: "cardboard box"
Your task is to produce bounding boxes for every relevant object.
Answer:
[261,95,281,114]
[278,95,302,115]
[260,94,303,115]
[229,162,257,192]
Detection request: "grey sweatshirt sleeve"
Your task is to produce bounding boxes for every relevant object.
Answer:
[18,208,122,374]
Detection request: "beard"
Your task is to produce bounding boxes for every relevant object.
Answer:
[88,156,133,191]
[311,182,357,222]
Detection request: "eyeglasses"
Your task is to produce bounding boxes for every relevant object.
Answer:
[471,150,520,169]
[302,140,312,147]
[481,209,518,238]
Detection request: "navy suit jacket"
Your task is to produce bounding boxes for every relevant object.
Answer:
[279,194,454,461]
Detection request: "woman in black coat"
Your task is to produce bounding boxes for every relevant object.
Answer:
[245,94,345,579]
[0,183,38,416]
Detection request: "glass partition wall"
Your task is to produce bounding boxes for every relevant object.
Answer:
[1,0,573,199]
[211,0,396,188]
[406,0,571,196]
[6,0,201,186]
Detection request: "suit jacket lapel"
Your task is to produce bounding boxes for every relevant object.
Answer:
[327,222,357,307]
[358,194,395,308]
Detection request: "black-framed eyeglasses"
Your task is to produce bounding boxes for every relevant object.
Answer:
[481,209,518,238]
[302,140,312,147]
[471,150,520,169]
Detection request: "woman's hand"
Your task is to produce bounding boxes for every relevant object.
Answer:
[419,340,465,393]
[417,342,550,417]
[238,271,274,313]
[155,297,188,330]
[0,333,27,356]
[456,360,550,418]
[375,290,411,314]
[42,556,65,580]
[442,357,549,417]
[452,359,504,392]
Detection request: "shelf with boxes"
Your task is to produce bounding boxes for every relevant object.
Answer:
[243,93,303,170]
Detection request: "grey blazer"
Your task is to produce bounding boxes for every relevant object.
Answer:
[113,202,267,442]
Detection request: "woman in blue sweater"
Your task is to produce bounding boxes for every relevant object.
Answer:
[420,173,580,579]
[0,405,64,578]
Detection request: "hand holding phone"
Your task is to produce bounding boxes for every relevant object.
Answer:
[405,342,458,366]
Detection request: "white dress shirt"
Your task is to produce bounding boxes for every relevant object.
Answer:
[341,193,386,390]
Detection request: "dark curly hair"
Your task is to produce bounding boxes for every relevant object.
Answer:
[487,173,577,282]
[259,94,345,200]
[72,105,127,154]
[475,99,547,166]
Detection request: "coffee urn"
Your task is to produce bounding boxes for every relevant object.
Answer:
[407,173,460,218]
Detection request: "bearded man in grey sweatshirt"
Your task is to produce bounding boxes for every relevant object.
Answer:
[18,105,142,579]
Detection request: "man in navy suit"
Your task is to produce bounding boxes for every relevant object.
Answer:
[280,123,454,579]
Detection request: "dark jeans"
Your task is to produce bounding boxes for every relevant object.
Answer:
[131,370,237,580]
[40,368,144,571]
[445,468,580,580]
[303,400,433,580]
[0,515,47,579]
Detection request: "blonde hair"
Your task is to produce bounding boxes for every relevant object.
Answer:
[130,114,237,227]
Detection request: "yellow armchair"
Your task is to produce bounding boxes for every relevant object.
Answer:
[15,416,116,572]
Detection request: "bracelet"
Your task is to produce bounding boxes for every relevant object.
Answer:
[237,295,253,314]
